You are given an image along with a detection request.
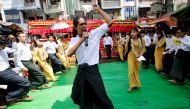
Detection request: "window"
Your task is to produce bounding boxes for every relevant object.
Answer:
[49,0,61,5]
[125,0,134,2]
[4,10,21,23]
[104,0,119,1]
[139,8,150,17]
[139,0,154,1]
[80,0,92,2]
[24,0,35,2]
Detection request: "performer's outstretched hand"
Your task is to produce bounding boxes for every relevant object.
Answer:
[92,0,112,26]
[93,0,99,10]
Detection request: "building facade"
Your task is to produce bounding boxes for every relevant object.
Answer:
[138,0,153,18]
[1,0,45,31]
[120,0,137,20]
[0,0,79,31]
[101,0,121,19]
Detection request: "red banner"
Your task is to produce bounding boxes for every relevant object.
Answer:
[28,20,136,35]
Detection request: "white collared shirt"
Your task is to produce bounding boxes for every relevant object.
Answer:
[43,41,58,54]
[153,33,158,44]
[59,15,68,20]
[68,23,109,65]
[14,42,33,68]
[150,33,158,44]
[179,35,190,51]
[143,35,151,47]
[103,36,113,47]
[165,36,176,51]
[0,50,10,71]
[0,44,17,71]
[16,42,33,61]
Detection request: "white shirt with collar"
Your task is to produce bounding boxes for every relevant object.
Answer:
[43,41,58,54]
[103,36,113,47]
[179,35,190,51]
[68,23,109,65]
[143,35,151,47]
[153,33,158,44]
[59,15,68,20]
[165,36,176,52]
[14,42,33,69]
[0,44,17,71]
[16,42,33,61]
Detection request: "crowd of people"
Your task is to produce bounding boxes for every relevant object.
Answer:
[113,27,190,92]
[0,32,73,108]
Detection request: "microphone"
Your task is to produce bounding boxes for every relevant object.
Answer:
[82,28,88,47]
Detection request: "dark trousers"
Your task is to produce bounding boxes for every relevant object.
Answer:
[22,60,48,89]
[71,64,114,109]
[48,54,65,73]
[0,89,6,105]
[150,45,155,64]
[170,50,190,82]
[163,52,174,75]
[105,45,112,60]
[0,68,30,103]
[143,46,151,68]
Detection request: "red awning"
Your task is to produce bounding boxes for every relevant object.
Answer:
[28,27,91,35]
[28,28,52,36]
[28,20,136,35]
[108,20,135,32]
[109,26,134,32]
[149,15,177,27]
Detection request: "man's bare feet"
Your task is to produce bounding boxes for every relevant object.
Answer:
[0,105,7,109]
[128,87,133,93]
[168,79,177,84]
[7,101,21,106]
[31,89,39,92]
[161,72,166,75]
[17,96,33,102]
[42,84,50,89]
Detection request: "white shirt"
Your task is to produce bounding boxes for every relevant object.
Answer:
[165,36,176,52]
[16,42,33,61]
[143,35,151,47]
[65,37,79,55]
[103,36,113,47]
[43,41,58,54]
[174,37,181,54]
[150,33,158,44]
[68,23,109,65]
[153,33,158,44]
[0,45,17,71]
[59,15,68,20]
[179,35,190,51]
[15,42,33,68]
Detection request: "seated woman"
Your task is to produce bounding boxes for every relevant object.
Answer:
[56,36,71,69]
[30,40,39,65]
[36,41,56,81]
